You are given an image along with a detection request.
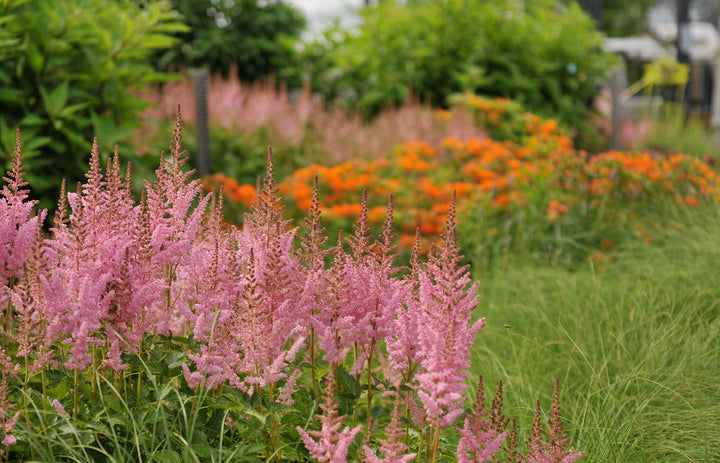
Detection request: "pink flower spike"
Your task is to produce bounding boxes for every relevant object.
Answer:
[297,367,361,462]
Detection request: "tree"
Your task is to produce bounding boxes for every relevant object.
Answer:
[156,0,307,83]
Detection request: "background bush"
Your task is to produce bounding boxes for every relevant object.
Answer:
[302,0,614,145]
[0,0,185,209]
[155,0,307,85]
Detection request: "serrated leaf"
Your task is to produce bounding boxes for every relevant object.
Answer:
[165,351,186,369]
[85,421,112,436]
[152,449,182,463]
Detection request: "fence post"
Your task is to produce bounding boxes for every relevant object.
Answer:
[194,69,210,178]
[610,68,624,150]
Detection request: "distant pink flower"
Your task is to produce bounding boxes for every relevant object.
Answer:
[364,394,416,463]
[526,380,583,463]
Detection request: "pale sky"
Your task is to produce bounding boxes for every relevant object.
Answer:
[286,0,364,32]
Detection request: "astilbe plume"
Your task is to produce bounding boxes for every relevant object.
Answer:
[456,376,508,463]
[363,392,416,463]
[0,130,46,308]
[183,148,305,392]
[39,139,136,370]
[412,194,486,427]
[310,232,356,364]
[386,229,423,384]
[144,108,212,335]
[0,376,19,453]
[297,367,362,462]
[341,191,405,376]
[0,131,51,373]
[526,379,583,463]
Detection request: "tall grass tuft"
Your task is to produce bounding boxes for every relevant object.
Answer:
[471,203,720,462]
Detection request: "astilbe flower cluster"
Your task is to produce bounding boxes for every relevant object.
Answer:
[526,379,584,463]
[0,118,583,461]
[456,376,508,463]
[406,194,486,427]
[297,367,362,463]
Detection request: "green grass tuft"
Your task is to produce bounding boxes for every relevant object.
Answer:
[471,204,720,462]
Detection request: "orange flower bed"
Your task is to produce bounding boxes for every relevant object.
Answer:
[204,95,720,257]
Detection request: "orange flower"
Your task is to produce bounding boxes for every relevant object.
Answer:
[683,195,700,207]
[368,205,387,223]
[435,108,452,122]
[329,202,363,217]
[441,136,465,150]
[232,184,257,207]
[493,194,511,207]
[547,199,569,220]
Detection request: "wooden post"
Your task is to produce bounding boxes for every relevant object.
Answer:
[610,68,623,150]
[194,69,210,178]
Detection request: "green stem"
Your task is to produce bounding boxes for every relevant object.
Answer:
[136,338,143,401]
[365,343,375,431]
[73,369,79,419]
[309,326,319,399]
[425,425,441,463]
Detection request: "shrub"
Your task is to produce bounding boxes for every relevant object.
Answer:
[155,0,307,85]
[0,0,185,209]
[302,0,613,144]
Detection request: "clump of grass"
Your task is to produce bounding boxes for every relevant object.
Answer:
[471,203,720,462]
[638,105,719,159]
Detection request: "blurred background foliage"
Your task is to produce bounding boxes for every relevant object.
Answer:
[301,0,614,142]
[0,0,187,209]
[2,0,708,211]
[154,0,307,84]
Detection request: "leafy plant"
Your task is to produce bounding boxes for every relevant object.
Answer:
[155,0,307,85]
[302,0,613,145]
[0,0,186,209]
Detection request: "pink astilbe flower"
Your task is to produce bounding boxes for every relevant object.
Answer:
[363,393,416,463]
[413,194,486,427]
[386,229,422,383]
[341,193,406,376]
[144,108,212,335]
[456,376,507,463]
[298,367,362,462]
[40,140,130,370]
[309,233,358,365]
[0,130,46,306]
[183,150,305,393]
[0,377,19,455]
[526,379,583,463]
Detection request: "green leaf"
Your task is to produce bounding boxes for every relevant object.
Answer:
[19,113,46,126]
[90,111,133,145]
[152,449,182,463]
[48,380,70,400]
[40,81,69,116]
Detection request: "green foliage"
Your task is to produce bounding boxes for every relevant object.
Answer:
[0,0,185,209]
[10,336,265,462]
[303,0,613,142]
[599,0,656,37]
[639,105,719,159]
[472,204,720,462]
[156,0,307,84]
